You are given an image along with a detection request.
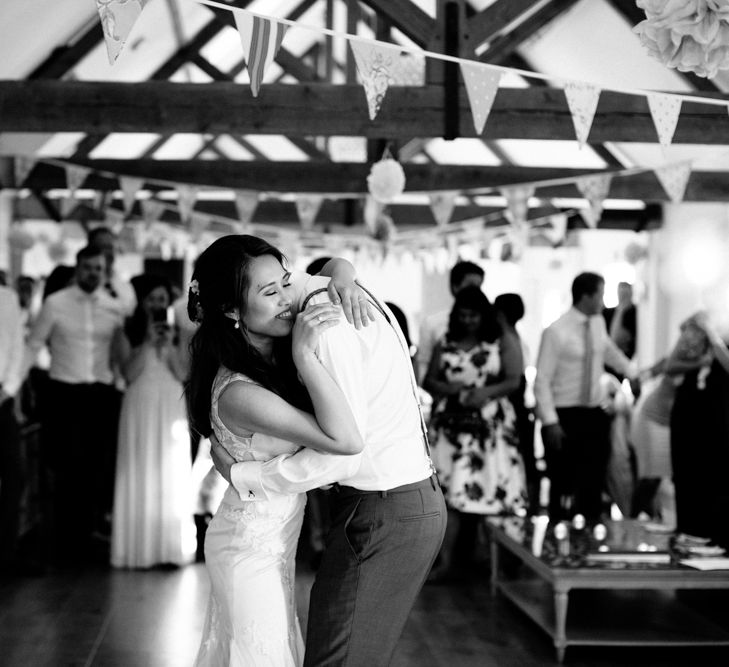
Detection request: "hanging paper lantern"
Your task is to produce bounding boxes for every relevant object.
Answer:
[367,157,406,204]
[8,226,35,251]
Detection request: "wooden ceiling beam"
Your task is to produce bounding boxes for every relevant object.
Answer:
[358,0,436,47]
[479,0,582,64]
[466,0,542,50]
[3,80,729,143]
[8,159,727,203]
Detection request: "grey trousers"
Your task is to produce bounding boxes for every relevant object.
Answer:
[304,475,447,667]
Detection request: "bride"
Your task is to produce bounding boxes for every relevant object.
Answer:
[186,235,367,666]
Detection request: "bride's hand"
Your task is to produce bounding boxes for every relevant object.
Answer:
[327,278,376,330]
[292,302,342,361]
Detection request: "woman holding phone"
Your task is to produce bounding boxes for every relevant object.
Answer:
[111,274,196,568]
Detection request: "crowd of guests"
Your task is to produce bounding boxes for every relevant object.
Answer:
[1,237,728,578]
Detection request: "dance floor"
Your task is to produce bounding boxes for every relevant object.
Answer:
[1,560,728,666]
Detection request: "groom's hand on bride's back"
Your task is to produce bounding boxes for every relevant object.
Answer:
[210,433,234,484]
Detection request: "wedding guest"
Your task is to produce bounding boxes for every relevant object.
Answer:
[417,260,484,383]
[494,292,538,511]
[111,274,195,568]
[669,312,729,548]
[0,285,25,572]
[87,226,136,315]
[425,286,526,581]
[535,272,635,521]
[24,245,125,563]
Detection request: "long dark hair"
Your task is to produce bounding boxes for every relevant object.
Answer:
[446,285,501,344]
[185,235,310,437]
[124,274,173,347]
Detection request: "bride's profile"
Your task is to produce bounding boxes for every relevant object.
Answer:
[186,235,366,666]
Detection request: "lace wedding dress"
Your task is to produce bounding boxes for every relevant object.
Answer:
[194,370,306,667]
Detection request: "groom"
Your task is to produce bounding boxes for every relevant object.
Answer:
[211,273,446,666]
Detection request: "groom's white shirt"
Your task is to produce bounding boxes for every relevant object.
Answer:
[230,274,433,501]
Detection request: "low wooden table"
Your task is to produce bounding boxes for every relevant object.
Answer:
[486,517,729,662]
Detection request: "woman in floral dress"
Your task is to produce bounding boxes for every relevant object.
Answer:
[424,286,526,579]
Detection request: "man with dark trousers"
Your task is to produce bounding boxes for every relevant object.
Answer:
[535,272,635,521]
[24,245,125,563]
[211,272,446,666]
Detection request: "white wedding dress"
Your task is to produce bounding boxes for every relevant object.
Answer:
[194,369,306,667]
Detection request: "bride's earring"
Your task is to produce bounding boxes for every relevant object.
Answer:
[234,320,240,330]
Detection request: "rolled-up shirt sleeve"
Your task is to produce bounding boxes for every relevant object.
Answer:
[534,326,560,426]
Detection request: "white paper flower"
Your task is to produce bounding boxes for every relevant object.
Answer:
[367,158,406,204]
[635,0,729,78]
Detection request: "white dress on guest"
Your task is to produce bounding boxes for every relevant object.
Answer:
[194,369,306,667]
[111,345,196,568]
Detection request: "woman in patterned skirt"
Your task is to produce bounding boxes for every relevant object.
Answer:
[424,286,526,580]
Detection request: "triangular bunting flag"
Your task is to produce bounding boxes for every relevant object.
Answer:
[579,208,599,229]
[429,191,458,227]
[500,185,534,226]
[564,82,601,147]
[59,197,77,219]
[232,9,288,97]
[96,0,148,65]
[350,40,402,120]
[654,161,692,203]
[647,93,682,148]
[119,176,144,215]
[295,195,324,231]
[65,165,91,193]
[14,156,37,187]
[190,213,210,242]
[234,190,259,229]
[363,195,383,234]
[176,185,198,223]
[575,173,612,222]
[141,198,165,225]
[460,62,503,135]
[544,213,568,246]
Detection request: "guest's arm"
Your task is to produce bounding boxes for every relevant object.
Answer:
[461,333,522,408]
[21,298,55,380]
[422,342,465,400]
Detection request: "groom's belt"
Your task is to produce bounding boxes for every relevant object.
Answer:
[330,474,437,499]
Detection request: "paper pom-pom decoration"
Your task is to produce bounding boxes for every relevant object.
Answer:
[8,226,35,251]
[634,0,729,78]
[367,157,406,204]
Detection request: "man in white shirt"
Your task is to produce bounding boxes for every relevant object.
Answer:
[87,226,136,316]
[535,272,635,521]
[0,285,25,570]
[417,260,484,383]
[25,245,125,563]
[212,273,446,666]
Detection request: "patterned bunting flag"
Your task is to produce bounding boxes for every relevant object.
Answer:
[654,161,692,202]
[460,62,503,135]
[65,164,91,193]
[295,195,324,231]
[350,40,402,120]
[96,0,148,65]
[429,191,458,227]
[176,185,198,223]
[119,176,144,215]
[575,173,612,223]
[234,190,259,230]
[564,82,601,147]
[500,185,534,226]
[141,198,165,225]
[233,9,288,97]
[544,213,568,246]
[14,156,37,187]
[647,93,682,148]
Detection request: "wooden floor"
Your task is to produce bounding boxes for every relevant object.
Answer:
[2,558,729,667]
